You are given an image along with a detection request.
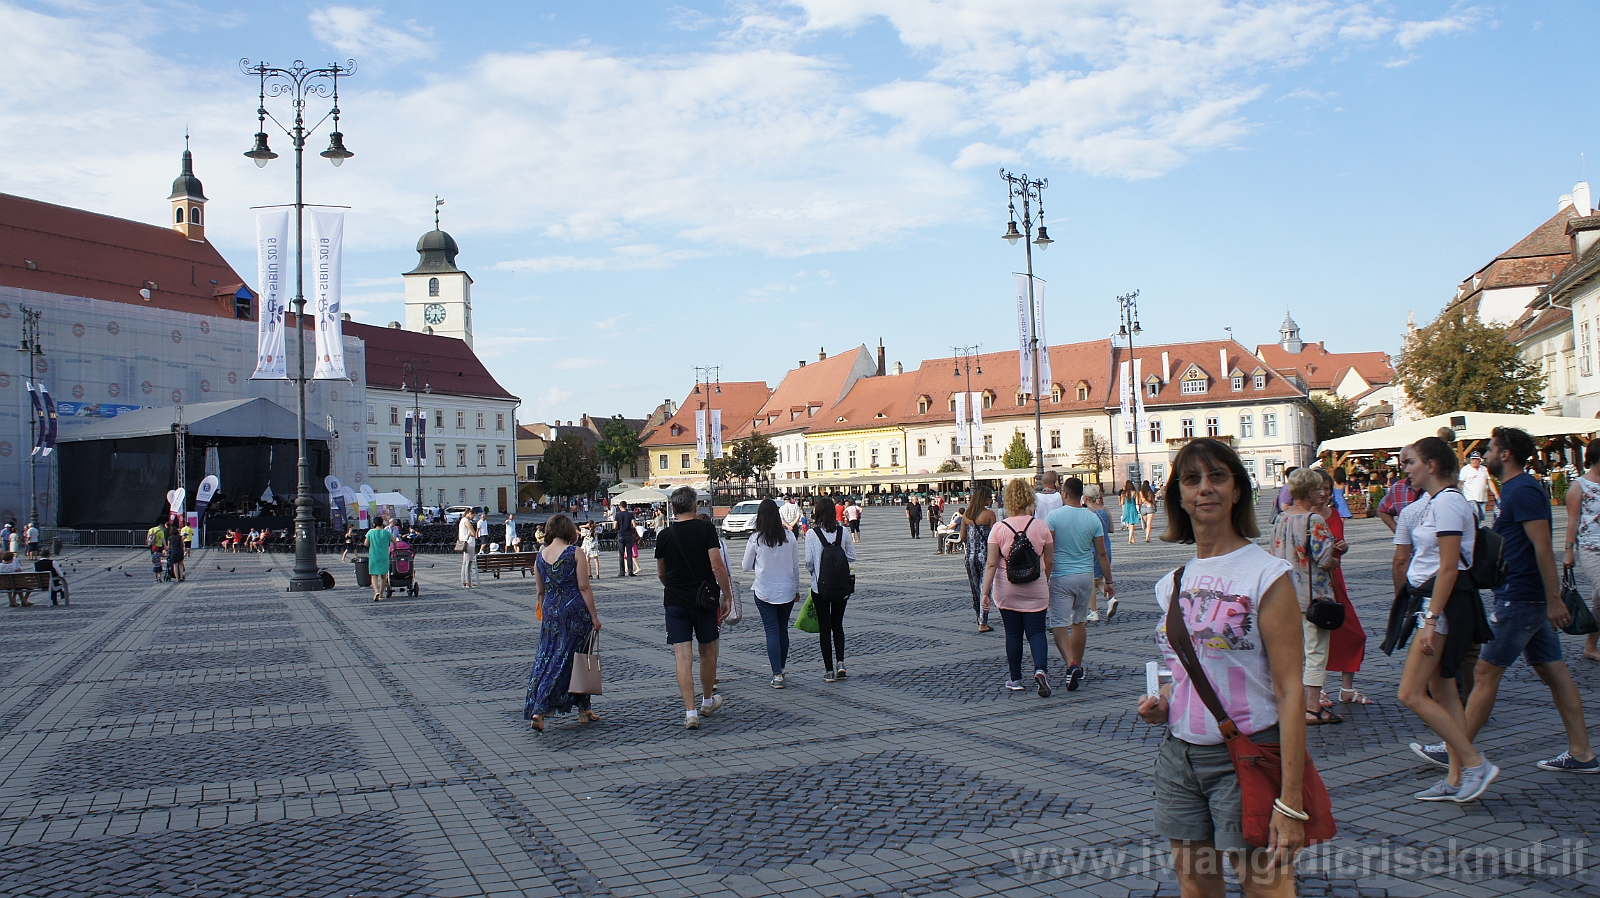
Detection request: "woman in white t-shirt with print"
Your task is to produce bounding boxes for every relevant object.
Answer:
[1391,436,1497,804]
[1562,437,1600,662]
[1136,438,1309,894]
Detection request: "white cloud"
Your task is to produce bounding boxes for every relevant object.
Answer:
[593,313,631,330]
[1396,10,1483,51]
[309,7,434,61]
[494,245,708,273]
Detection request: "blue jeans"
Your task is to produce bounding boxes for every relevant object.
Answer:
[1000,608,1049,682]
[756,598,795,675]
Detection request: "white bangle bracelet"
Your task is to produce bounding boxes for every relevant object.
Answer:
[1273,798,1310,822]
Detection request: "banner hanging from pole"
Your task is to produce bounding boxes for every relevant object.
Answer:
[1118,360,1132,437]
[309,210,346,379]
[1133,358,1146,423]
[417,416,427,467]
[404,412,414,466]
[252,210,290,379]
[1015,274,1033,396]
[710,409,724,459]
[954,392,967,451]
[1032,278,1051,388]
[26,383,43,456]
[969,392,984,447]
[695,409,708,459]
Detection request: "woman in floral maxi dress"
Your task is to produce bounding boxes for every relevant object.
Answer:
[525,514,601,731]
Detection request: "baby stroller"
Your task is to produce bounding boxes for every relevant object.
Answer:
[386,539,419,598]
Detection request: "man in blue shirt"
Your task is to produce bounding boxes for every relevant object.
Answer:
[1455,427,1595,773]
[1044,477,1114,692]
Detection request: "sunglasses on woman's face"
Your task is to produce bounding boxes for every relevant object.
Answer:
[1179,470,1233,488]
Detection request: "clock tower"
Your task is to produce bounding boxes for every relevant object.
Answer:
[403,215,473,347]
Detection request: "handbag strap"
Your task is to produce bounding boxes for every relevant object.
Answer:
[1164,565,1243,742]
[1304,518,1315,606]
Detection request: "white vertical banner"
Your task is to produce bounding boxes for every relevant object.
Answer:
[969,392,984,448]
[1132,358,1147,422]
[1032,277,1051,388]
[954,392,968,450]
[1015,274,1033,395]
[710,409,724,458]
[310,209,346,379]
[251,210,290,379]
[695,409,708,459]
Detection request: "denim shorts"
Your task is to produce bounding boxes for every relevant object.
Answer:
[664,605,719,645]
[1479,598,1562,668]
[1153,725,1280,852]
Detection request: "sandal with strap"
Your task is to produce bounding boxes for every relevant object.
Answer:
[529,715,545,732]
[1305,708,1343,725]
[1319,691,1335,709]
[1340,688,1376,705]
[579,710,601,723]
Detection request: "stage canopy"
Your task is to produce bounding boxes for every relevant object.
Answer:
[1318,411,1600,456]
[57,398,332,529]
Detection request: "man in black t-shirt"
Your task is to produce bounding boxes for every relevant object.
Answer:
[655,486,732,729]
[615,501,638,576]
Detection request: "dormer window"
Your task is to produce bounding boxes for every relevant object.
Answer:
[1253,372,1267,390]
[917,395,930,415]
[1181,379,1206,395]
[949,396,958,412]
[1076,381,1090,402]
[982,391,994,410]
[1015,391,1026,407]
[1145,379,1160,398]
[1231,375,1243,392]
[1050,384,1062,403]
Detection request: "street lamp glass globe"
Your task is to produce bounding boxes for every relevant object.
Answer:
[1032,225,1053,249]
[1003,221,1022,245]
[320,131,354,167]
[245,132,277,167]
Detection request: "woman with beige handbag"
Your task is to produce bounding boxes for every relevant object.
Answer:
[525,514,601,731]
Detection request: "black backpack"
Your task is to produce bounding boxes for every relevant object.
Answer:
[816,527,855,595]
[1001,518,1042,584]
[1440,488,1507,591]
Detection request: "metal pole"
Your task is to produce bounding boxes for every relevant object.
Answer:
[1023,236,1043,480]
[287,107,322,591]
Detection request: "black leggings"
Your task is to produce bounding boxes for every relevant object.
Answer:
[813,591,849,669]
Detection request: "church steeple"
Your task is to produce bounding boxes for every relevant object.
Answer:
[403,197,474,346]
[1278,310,1303,353]
[169,133,207,241]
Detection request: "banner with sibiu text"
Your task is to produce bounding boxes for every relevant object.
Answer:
[310,209,346,379]
[252,210,290,379]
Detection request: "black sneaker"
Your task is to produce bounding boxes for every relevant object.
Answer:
[1066,666,1085,691]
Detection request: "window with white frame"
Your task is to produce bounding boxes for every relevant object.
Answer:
[457,446,467,467]
[1149,418,1162,443]
[496,412,505,431]
[477,446,487,467]
[479,488,487,504]
[435,446,444,468]
[816,452,824,470]
[1181,377,1205,395]
[389,407,399,425]
[1077,382,1090,401]
[1253,372,1266,389]
[832,451,841,470]
[890,447,899,466]
[918,397,929,414]
[367,444,377,466]
[1050,429,1061,449]
[476,412,485,430]
[1206,416,1220,437]
[1146,380,1159,397]
[497,446,506,466]
[390,445,400,466]
[949,437,958,454]
[1240,413,1254,438]
[1231,375,1243,391]
[983,434,993,454]
[1051,385,1062,403]
[456,410,465,429]
[682,453,691,469]
[917,439,927,456]
[1242,458,1257,478]
[869,448,878,467]
[366,404,375,424]
[1582,321,1593,377]
[1263,412,1278,436]
[1182,418,1195,438]
[849,450,858,468]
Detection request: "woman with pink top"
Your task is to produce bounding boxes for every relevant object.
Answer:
[981,479,1055,696]
[1137,437,1310,895]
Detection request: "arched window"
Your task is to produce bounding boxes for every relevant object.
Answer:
[190,207,201,225]
[175,208,184,224]
[428,277,440,297]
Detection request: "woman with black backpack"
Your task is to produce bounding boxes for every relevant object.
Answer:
[981,479,1055,696]
[805,496,857,683]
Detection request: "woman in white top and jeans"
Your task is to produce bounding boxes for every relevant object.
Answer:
[1386,436,1497,803]
[458,510,479,588]
[1562,437,1600,662]
[1137,438,1308,896]
[804,497,857,682]
[742,499,801,688]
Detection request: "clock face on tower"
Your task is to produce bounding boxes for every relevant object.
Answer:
[423,303,446,325]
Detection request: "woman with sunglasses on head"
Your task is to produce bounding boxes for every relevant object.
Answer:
[1137,438,1308,896]
[1270,467,1344,726]
[1383,436,1497,803]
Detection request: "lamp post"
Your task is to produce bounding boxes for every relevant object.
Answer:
[693,366,721,512]
[17,305,43,526]
[1000,169,1051,481]
[1117,290,1142,485]
[242,58,355,592]
[953,345,981,503]
[401,360,431,521]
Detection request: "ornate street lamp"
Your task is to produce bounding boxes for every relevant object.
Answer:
[1000,169,1051,480]
[1117,290,1143,484]
[241,58,355,592]
[953,344,982,501]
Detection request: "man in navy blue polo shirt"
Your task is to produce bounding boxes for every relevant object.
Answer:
[1457,427,1596,773]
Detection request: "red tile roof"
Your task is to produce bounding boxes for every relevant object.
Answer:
[751,345,876,434]
[1255,342,1394,391]
[642,381,773,447]
[338,317,517,401]
[1115,340,1305,407]
[0,192,252,317]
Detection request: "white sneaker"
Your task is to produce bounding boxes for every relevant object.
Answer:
[771,673,786,689]
[1085,610,1101,622]
[684,711,701,730]
[1003,680,1026,692]
[1413,779,1458,802]
[835,663,847,679]
[700,694,724,717]
[1105,597,1119,620]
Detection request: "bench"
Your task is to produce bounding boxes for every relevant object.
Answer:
[0,571,51,601]
[476,552,540,579]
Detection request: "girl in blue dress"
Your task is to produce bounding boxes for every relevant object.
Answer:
[525,514,601,731]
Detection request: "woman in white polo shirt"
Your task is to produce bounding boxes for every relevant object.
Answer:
[1391,436,1497,803]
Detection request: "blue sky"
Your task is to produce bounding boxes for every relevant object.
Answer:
[2,1,1596,423]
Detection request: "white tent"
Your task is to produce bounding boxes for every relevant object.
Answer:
[1319,411,1600,456]
[612,487,673,506]
[369,491,414,508]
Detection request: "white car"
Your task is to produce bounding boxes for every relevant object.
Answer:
[444,505,475,525]
[720,501,763,538]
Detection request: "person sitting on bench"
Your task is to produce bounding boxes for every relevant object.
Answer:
[1,551,33,607]
[34,550,67,606]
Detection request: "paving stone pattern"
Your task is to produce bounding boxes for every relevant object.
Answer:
[0,511,1595,897]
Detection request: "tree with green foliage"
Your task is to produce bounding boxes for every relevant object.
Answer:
[727,432,780,481]
[1308,394,1359,445]
[936,458,965,473]
[1394,305,1545,415]
[595,415,643,482]
[704,454,735,484]
[1002,432,1034,469]
[539,433,599,499]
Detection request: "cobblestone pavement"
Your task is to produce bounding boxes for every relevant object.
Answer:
[1,503,1597,896]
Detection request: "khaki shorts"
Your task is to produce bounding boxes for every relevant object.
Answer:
[1047,574,1094,628]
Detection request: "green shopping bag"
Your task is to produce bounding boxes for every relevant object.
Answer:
[795,590,820,633]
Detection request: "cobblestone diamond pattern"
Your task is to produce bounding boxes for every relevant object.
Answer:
[455,655,669,693]
[93,677,333,717]
[383,612,523,633]
[33,725,364,793]
[615,749,1074,870]
[131,648,314,671]
[148,626,302,644]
